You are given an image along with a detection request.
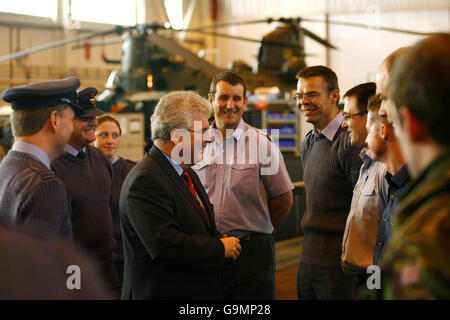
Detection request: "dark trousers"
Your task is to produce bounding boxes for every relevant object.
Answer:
[297,262,354,300]
[223,233,275,300]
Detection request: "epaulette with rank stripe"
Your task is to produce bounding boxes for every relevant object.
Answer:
[29,163,55,181]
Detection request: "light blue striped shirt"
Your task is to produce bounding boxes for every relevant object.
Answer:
[315,112,344,141]
[193,119,294,238]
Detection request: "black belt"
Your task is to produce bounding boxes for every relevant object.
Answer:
[239,233,270,243]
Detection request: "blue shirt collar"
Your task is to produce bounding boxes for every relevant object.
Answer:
[212,118,246,146]
[231,118,246,142]
[12,141,51,170]
[161,148,184,176]
[360,148,374,170]
[111,155,120,164]
[66,144,86,157]
[390,164,410,189]
[314,112,343,141]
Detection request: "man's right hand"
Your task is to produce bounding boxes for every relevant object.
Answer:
[220,237,241,260]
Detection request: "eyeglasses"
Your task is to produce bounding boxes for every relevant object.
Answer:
[342,111,368,121]
[294,92,323,102]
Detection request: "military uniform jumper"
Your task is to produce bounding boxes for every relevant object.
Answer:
[0,150,72,238]
[52,144,120,293]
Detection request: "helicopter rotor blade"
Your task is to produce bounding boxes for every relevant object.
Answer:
[300,18,435,36]
[184,18,277,32]
[173,28,312,52]
[71,37,125,50]
[147,32,222,78]
[0,26,127,63]
[294,25,338,50]
[172,19,338,50]
[187,16,435,37]
[147,23,306,49]
[183,17,338,49]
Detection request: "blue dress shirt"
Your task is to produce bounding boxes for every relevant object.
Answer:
[373,164,410,266]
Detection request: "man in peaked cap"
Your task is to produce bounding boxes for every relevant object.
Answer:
[0,77,85,238]
[52,86,121,297]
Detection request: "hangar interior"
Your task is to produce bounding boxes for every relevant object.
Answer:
[1,0,448,154]
[0,0,448,300]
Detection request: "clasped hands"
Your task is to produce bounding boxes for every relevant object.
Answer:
[220,234,241,260]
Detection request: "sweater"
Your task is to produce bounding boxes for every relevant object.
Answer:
[301,126,363,267]
[0,151,72,238]
[52,145,120,293]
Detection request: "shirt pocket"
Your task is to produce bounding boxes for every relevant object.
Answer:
[231,164,256,171]
[230,164,257,191]
[362,179,376,196]
[361,179,381,222]
[192,163,211,190]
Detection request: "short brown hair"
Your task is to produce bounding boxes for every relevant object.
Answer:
[11,104,69,137]
[97,115,122,135]
[367,94,386,127]
[210,71,246,99]
[296,65,340,103]
[343,82,376,113]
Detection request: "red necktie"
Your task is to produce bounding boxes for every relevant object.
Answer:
[182,170,207,216]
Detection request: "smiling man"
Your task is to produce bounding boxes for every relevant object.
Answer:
[194,71,294,300]
[52,87,121,298]
[340,83,388,297]
[120,91,241,299]
[296,66,363,300]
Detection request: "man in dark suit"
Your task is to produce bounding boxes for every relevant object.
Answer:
[120,91,241,300]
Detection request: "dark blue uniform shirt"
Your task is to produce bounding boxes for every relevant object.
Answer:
[373,164,410,266]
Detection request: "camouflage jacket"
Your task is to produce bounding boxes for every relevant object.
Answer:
[381,149,450,299]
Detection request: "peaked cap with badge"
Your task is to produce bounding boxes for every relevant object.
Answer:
[1,76,85,116]
[76,87,104,118]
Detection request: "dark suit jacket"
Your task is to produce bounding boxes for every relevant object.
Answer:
[119,146,225,300]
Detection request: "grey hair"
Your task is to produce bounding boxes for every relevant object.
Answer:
[151,91,212,142]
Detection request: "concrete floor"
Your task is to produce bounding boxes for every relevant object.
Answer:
[275,236,302,300]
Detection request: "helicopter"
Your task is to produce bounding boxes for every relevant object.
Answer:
[69,18,337,149]
[64,18,325,114]
[0,15,434,103]
[0,17,342,106]
[0,16,436,153]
